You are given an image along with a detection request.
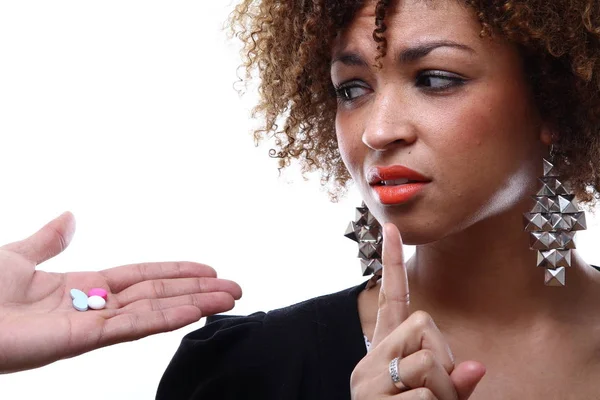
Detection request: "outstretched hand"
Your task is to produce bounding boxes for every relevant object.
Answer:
[0,212,242,373]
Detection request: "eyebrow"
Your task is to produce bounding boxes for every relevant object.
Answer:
[330,40,475,67]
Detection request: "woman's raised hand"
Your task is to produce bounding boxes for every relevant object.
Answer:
[0,212,242,374]
[350,223,485,399]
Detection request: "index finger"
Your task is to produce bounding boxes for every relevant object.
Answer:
[100,261,218,293]
[371,222,410,348]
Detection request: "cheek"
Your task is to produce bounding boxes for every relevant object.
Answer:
[426,85,541,217]
[335,115,364,179]
[419,104,495,193]
[429,85,539,171]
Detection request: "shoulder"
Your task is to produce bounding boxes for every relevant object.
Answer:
[156,281,368,400]
[187,279,366,346]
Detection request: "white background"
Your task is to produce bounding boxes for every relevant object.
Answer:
[0,1,597,399]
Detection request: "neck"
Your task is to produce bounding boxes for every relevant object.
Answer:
[407,205,595,329]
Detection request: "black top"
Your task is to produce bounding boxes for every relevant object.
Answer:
[157,266,600,399]
[156,280,369,400]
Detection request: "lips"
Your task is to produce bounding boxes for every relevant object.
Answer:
[367,165,430,185]
[367,165,431,205]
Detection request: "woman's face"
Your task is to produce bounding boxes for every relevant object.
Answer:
[331,0,548,244]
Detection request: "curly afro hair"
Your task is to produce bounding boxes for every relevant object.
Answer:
[227,0,600,204]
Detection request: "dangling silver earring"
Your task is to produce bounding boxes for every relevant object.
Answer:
[523,146,587,286]
[344,202,383,289]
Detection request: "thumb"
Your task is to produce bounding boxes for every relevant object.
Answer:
[1,211,76,265]
[451,360,486,399]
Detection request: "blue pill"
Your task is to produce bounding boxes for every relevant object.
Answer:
[70,288,88,312]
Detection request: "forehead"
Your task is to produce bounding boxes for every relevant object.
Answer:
[332,0,484,55]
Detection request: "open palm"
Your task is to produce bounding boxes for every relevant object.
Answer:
[0,212,242,373]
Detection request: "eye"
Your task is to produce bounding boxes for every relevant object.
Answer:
[333,80,370,104]
[416,71,466,91]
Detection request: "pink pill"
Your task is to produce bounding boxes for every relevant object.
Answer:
[88,288,108,300]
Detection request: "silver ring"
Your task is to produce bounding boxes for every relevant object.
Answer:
[388,357,410,391]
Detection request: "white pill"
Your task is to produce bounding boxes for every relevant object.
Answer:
[87,295,106,310]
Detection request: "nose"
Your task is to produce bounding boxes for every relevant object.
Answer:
[361,91,418,151]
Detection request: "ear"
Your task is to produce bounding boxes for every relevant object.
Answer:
[539,120,558,146]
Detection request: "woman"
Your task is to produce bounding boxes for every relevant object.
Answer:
[157,0,600,398]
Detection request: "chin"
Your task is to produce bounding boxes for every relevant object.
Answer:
[372,210,456,245]
[361,189,490,245]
